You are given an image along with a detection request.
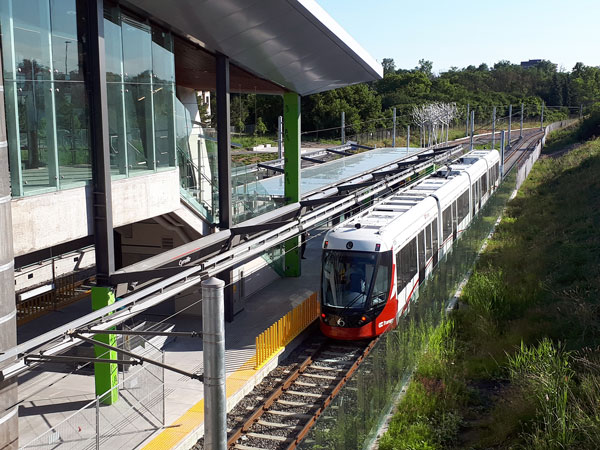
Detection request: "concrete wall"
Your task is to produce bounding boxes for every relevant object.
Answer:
[0,59,19,450]
[11,169,180,257]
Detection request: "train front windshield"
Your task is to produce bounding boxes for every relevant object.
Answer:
[321,250,392,311]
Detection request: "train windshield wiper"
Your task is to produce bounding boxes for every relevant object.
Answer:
[342,292,365,313]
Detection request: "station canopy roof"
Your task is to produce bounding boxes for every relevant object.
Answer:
[123,0,383,95]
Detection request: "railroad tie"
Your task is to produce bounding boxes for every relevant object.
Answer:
[266,410,313,420]
[294,380,318,387]
[257,420,304,430]
[235,444,272,450]
[247,432,290,442]
[310,365,344,372]
[301,372,338,380]
[286,390,327,399]
[277,399,309,407]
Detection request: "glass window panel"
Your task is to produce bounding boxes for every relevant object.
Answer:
[418,230,425,271]
[152,28,174,84]
[55,81,91,187]
[104,5,123,83]
[121,15,152,83]
[17,79,58,194]
[425,223,432,261]
[432,218,438,251]
[443,206,452,241]
[124,83,154,173]
[153,84,175,169]
[11,0,53,81]
[107,82,127,177]
[50,0,82,81]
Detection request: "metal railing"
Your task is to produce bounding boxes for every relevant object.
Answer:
[255,292,319,369]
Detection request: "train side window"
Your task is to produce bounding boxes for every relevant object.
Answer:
[443,206,452,242]
[482,173,488,193]
[432,218,439,252]
[452,201,458,232]
[472,184,477,215]
[397,238,417,292]
[371,251,392,306]
[425,223,432,260]
[418,230,426,271]
[458,190,469,222]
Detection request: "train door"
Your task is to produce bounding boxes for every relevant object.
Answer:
[425,223,433,277]
[442,205,452,251]
[452,201,458,241]
[418,230,426,283]
[432,218,439,267]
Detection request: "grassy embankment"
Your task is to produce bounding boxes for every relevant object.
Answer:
[379,119,600,449]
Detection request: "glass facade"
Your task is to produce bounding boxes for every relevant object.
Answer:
[0,0,177,196]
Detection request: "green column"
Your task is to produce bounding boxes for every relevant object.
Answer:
[283,92,301,277]
[91,287,119,405]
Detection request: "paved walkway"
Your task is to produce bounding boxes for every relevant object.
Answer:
[17,230,325,449]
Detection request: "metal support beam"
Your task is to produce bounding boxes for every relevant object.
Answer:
[520,103,524,138]
[491,106,496,150]
[87,0,114,286]
[466,103,470,137]
[392,108,396,147]
[216,54,232,230]
[277,115,283,160]
[202,278,227,450]
[469,110,475,150]
[257,163,284,173]
[283,92,301,277]
[73,332,203,381]
[80,329,200,338]
[541,103,544,130]
[507,104,512,149]
[341,111,345,144]
[500,130,505,179]
[301,156,325,164]
[25,355,143,366]
[407,125,410,149]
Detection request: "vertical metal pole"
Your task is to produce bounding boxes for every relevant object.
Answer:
[96,398,100,449]
[466,103,470,137]
[541,103,544,130]
[392,107,396,147]
[469,110,474,150]
[277,115,283,160]
[341,111,345,144]
[520,103,524,138]
[491,106,496,150]
[87,0,114,286]
[216,53,231,230]
[283,93,301,277]
[507,104,512,150]
[407,125,410,149]
[202,278,227,450]
[500,130,505,179]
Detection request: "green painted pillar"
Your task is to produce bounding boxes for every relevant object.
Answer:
[283,92,301,277]
[91,287,118,405]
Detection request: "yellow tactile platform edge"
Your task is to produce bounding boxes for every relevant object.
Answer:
[141,354,258,450]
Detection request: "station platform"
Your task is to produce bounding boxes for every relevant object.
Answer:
[17,229,326,449]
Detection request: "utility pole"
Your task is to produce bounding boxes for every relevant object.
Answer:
[392,107,397,147]
[500,130,505,179]
[277,115,283,160]
[469,110,475,150]
[507,104,512,149]
[491,106,496,150]
[520,103,524,139]
[407,125,410,149]
[466,103,470,137]
[341,111,345,144]
[540,103,544,130]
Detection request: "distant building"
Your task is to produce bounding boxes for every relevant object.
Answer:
[521,59,543,69]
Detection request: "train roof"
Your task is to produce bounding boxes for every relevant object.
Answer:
[323,150,499,251]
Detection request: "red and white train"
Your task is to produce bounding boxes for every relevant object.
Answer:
[320,149,501,340]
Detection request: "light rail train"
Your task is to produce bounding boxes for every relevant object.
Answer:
[320,150,501,340]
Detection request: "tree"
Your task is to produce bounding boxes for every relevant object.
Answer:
[255,117,267,135]
[382,58,396,75]
[415,59,433,78]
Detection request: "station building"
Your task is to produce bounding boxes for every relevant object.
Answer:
[0,0,381,447]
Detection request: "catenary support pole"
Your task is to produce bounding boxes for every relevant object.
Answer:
[407,125,410,149]
[392,107,396,147]
[500,130,505,179]
[341,111,345,144]
[466,103,470,137]
[277,115,283,160]
[469,110,475,150]
[520,103,524,138]
[491,106,496,150]
[0,40,19,449]
[284,92,301,277]
[203,278,226,450]
[541,103,544,130]
[507,104,512,149]
[216,53,235,321]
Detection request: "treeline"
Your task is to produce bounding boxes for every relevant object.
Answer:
[209,59,600,137]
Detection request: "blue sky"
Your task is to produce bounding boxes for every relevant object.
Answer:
[317,0,600,73]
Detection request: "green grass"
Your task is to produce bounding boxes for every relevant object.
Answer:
[380,123,600,449]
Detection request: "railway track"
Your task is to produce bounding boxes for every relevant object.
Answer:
[227,337,378,450]
[503,129,545,173]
